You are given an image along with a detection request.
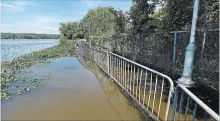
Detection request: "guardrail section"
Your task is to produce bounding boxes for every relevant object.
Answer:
[78,43,219,121]
[80,44,174,120]
[172,84,220,121]
[108,52,174,121]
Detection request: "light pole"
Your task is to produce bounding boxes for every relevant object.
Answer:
[177,0,200,87]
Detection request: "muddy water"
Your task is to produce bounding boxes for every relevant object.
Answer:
[1,57,149,120]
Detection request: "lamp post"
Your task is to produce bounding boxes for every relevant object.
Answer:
[177,0,200,87]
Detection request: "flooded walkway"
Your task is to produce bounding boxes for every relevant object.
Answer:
[1,57,150,120]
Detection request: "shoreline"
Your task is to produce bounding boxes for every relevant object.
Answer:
[1,40,75,99]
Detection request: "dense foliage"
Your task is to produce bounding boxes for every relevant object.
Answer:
[59,0,219,42]
[81,7,117,40]
[59,7,125,45]
[1,33,60,39]
[59,22,84,40]
[163,0,219,31]
[129,0,156,33]
[59,0,219,91]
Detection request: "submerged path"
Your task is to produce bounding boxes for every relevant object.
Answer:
[2,57,149,120]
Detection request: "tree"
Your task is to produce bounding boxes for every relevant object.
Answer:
[82,7,117,39]
[81,7,119,46]
[59,21,84,40]
[129,0,156,34]
[109,8,126,34]
[150,8,165,31]
[1,33,59,39]
[59,6,127,46]
[163,0,219,31]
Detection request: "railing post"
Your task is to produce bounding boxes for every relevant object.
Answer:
[177,0,199,87]
[201,28,206,57]
[172,87,179,121]
[173,32,177,62]
[81,41,83,55]
[107,51,110,74]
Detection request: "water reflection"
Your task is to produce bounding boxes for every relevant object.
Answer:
[2,57,149,120]
[76,45,217,121]
[78,55,153,121]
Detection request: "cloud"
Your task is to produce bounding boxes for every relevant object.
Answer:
[2,16,60,34]
[2,24,59,34]
[41,26,57,31]
[2,23,13,28]
[81,0,100,8]
[1,15,84,34]
[1,0,29,12]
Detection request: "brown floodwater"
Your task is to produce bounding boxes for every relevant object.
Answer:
[1,57,150,120]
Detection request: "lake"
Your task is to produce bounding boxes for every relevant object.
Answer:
[1,39,149,120]
[1,39,59,61]
[1,57,149,120]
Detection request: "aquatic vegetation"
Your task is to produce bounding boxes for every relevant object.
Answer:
[1,41,75,70]
[1,41,76,99]
[23,87,30,92]
[17,90,23,95]
[17,87,31,95]
[1,90,10,99]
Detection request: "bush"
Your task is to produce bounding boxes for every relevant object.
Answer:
[60,34,68,45]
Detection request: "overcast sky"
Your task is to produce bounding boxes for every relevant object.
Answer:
[1,0,131,34]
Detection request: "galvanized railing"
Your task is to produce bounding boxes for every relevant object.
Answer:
[79,43,174,121]
[108,51,175,121]
[172,84,220,121]
[77,42,219,121]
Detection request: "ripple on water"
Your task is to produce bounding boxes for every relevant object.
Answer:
[1,39,59,61]
[1,57,150,120]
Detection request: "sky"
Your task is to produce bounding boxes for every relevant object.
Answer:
[1,0,132,34]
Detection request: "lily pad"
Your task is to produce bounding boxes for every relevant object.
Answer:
[18,90,23,95]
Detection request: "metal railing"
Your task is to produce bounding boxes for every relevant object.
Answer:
[108,51,175,121]
[172,84,220,121]
[79,43,174,121]
[77,42,219,121]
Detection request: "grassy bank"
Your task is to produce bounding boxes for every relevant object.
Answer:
[1,40,76,99]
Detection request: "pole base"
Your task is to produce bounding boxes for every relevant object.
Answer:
[177,76,195,88]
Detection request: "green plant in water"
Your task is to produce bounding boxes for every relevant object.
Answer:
[23,87,31,92]
[32,86,37,88]
[1,90,10,99]
[18,90,23,95]
[1,40,76,99]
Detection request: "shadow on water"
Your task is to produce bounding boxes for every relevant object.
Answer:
[2,57,149,120]
[77,46,218,121]
[78,56,153,121]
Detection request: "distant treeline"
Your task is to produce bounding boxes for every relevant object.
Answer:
[1,33,60,39]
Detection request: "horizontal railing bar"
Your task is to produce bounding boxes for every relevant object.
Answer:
[177,84,220,120]
[170,29,219,33]
[109,52,174,88]
[78,44,220,121]
[87,45,174,92]
[93,47,107,53]
[109,73,159,121]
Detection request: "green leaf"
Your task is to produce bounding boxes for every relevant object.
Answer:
[18,90,23,95]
